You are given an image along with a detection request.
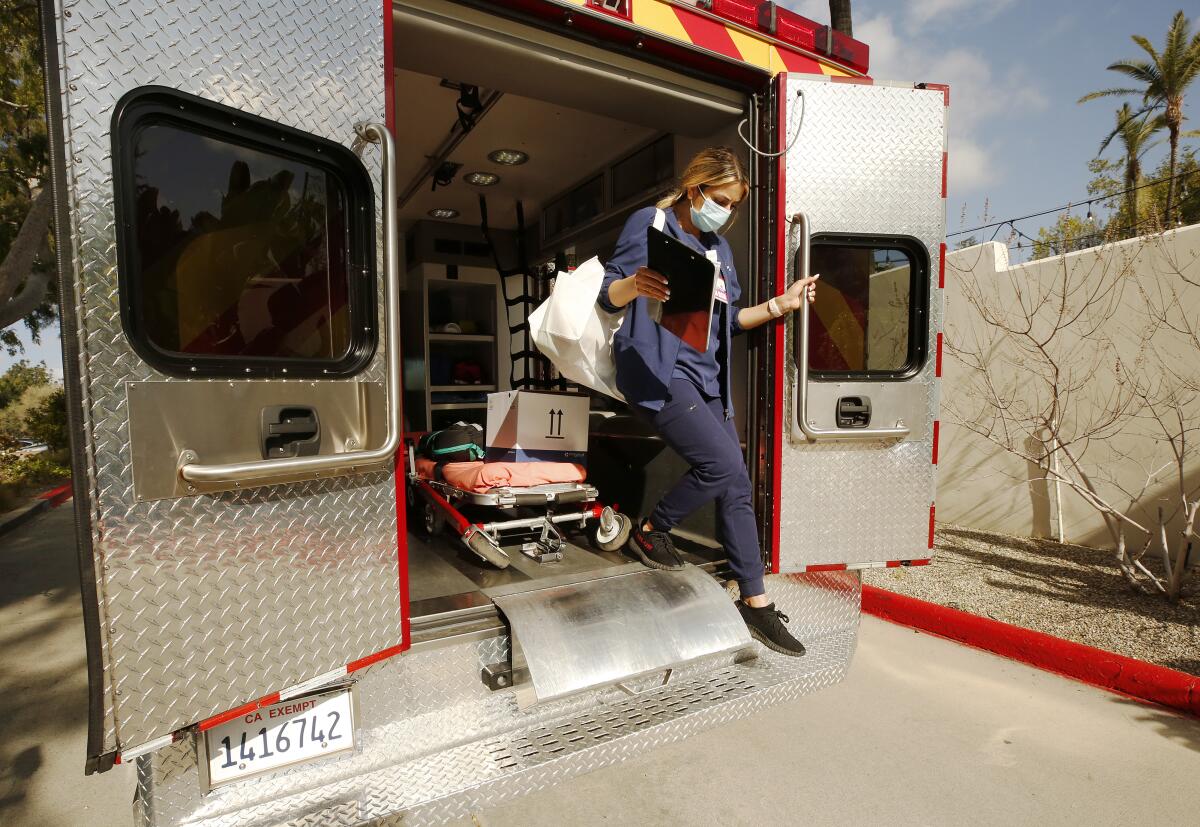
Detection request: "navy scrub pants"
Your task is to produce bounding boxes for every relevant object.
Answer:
[644,377,766,598]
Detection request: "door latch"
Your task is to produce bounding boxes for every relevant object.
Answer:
[836,396,871,428]
[260,405,321,459]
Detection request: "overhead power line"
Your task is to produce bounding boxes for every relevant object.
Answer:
[948,168,1199,238]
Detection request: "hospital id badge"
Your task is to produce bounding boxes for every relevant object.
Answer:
[707,251,728,304]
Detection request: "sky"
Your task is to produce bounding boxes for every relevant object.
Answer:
[3,1,1198,378]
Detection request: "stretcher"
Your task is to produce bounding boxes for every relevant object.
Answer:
[406,442,632,568]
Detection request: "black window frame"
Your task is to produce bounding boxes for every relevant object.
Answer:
[111,85,377,378]
[799,233,929,381]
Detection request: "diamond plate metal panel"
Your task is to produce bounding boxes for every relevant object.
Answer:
[779,77,946,570]
[134,572,860,826]
[48,0,397,752]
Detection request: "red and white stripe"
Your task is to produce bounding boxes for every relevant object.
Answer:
[116,640,408,763]
[929,82,950,556]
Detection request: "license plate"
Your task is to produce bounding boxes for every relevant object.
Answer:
[202,687,356,789]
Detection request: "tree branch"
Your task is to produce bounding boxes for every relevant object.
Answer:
[0,188,54,331]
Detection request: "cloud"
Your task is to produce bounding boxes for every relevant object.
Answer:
[853,12,902,75]
[777,1,826,22]
[780,0,1016,34]
[904,0,976,29]
[948,136,992,193]
[903,0,1017,30]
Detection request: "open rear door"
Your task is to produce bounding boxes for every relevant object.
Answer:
[770,74,948,573]
[42,1,406,767]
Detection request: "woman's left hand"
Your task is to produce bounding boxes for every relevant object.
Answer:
[781,273,819,311]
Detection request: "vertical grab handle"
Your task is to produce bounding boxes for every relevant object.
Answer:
[789,212,910,442]
[180,122,403,484]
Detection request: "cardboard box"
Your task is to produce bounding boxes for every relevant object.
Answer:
[485,390,589,464]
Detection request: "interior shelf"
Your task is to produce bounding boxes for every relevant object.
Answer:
[431,384,496,393]
[431,402,488,411]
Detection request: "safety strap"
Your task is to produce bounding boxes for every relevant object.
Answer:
[430,442,484,460]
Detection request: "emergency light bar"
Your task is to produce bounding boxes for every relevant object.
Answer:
[586,0,631,19]
[672,0,870,74]
[709,0,757,29]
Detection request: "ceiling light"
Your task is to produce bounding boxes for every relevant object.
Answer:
[428,208,460,220]
[488,149,529,166]
[464,171,500,186]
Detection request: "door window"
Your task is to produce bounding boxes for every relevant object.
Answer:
[112,87,376,377]
[799,236,928,378]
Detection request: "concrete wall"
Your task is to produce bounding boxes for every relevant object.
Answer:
[938,224,1200,550]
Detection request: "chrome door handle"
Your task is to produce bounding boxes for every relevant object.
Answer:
[788,211,910,442]
[180,122,402,484]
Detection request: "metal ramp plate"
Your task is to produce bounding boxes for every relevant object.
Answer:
[493,566,753,708]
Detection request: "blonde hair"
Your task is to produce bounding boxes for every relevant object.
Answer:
[656,146,749,227]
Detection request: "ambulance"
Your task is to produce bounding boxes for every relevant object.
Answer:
[39,0,948,822]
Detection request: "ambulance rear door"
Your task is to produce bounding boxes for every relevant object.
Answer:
[768,73,948,573]
[42,0,407,768]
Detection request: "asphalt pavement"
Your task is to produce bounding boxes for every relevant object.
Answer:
[2,505,1198,826]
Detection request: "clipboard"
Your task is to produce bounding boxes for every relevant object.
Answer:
[647,226,719,352]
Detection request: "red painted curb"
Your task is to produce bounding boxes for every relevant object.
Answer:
[37,481,73,507]
[861,584,1200,717]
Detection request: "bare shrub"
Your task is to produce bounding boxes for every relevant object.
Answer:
[946,229,1198,601]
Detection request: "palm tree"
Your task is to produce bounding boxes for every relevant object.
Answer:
[1097,103,1163,228]
[829,0,852,37]
[1079,11,1200,224]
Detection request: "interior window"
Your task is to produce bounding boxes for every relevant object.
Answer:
[113,88,376,377]
[610,135,673,206]
[543,174,604,242]
[800,237,927,376]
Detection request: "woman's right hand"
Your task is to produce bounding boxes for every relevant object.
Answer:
[626,267,670,302]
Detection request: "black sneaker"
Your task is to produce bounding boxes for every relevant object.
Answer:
[626,523,685,571]
[738,601,807,657]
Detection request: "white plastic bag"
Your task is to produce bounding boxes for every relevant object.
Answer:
[528,256,625,401]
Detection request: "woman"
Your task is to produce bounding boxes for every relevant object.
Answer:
[597,146,817,657]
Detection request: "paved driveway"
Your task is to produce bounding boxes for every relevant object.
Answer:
[2,506,1198,826]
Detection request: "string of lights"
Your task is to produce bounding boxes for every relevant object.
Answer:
[948,167,1199,238]
[987,210,1183,254]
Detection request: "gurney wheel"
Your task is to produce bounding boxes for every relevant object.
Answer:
[590,509,632,552]
[422,501,443,536]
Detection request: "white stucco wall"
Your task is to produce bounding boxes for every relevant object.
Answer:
[937,223,1200,550]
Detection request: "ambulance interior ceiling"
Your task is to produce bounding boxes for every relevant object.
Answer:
[391,69,657,232]
[392,1,752,235]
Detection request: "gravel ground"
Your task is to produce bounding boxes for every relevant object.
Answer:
[863,524,1200,676]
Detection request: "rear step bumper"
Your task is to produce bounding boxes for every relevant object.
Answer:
[134,572,860,827]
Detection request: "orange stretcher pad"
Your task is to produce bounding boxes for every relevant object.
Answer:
[415,457,587,494]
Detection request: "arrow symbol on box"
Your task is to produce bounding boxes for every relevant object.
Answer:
[547,409,565,438]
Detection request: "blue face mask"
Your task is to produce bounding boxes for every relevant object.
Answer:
[690,190,732,234]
